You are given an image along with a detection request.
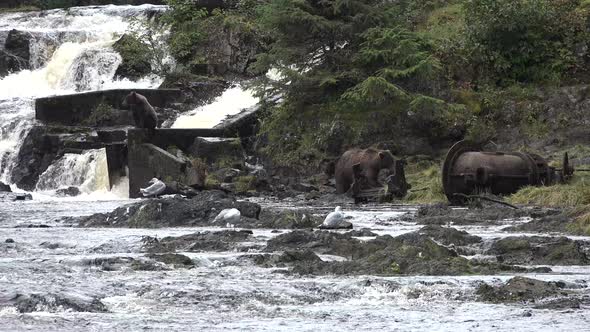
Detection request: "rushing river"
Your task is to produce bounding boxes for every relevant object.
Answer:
[0,5,589,332]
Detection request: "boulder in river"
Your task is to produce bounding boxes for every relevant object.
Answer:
[487,236,590,265]
[476,277,569,303]
[55,186,81,197]
[142,230,255,253]
[0,29,31,77]
[261,230,548,276]
[77,190,261,228]
[0,292,108,313]
[0,182,11,192]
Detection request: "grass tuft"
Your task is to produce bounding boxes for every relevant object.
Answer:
[403,159,446,204]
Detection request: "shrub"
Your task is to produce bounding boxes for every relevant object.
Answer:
[464,0,589,84]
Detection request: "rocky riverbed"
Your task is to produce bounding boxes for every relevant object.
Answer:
[1,191,589,331]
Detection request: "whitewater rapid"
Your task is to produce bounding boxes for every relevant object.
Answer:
[0,5,165,196]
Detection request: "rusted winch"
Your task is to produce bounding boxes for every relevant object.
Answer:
[442,141,574,204]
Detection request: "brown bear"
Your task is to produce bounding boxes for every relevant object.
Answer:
[334,148,408,197]
[122,91,158,129]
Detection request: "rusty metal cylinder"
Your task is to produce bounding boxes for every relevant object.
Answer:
[442,141,555,203]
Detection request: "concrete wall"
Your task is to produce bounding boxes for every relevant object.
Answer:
[35,89,181,126]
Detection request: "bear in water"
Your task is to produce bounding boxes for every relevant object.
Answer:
[334,148,408,197]
[122,91,158,129]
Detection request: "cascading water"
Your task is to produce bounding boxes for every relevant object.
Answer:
[35,148,110,194]
[0,5,166,195]
[172,85,259,129]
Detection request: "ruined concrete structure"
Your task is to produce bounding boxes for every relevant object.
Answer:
[32,88,261,198]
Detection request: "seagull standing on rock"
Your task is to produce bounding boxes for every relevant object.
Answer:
[320,206,352,229]
[140,178,166,197]
[214,208,241,225]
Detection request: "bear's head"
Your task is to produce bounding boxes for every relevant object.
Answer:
[378,150,396,170]
[122,91,138,108]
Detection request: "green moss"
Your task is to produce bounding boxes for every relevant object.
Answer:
[235,175,256,193]
[205,176,221,189]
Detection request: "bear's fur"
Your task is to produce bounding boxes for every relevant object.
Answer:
[122,91,158,129]
[334,148,399,194]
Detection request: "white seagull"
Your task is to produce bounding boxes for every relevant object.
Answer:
[214,208,241,224]
[322,206,345,228]
[140,178,166,197]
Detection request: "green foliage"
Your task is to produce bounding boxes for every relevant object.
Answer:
[163,0,208,64]
[254,1,466,163]
[464,0,590,84]
[124,17,171,75]
[163,0,262,72]
[85,101,114,126]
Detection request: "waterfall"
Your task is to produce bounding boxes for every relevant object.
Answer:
[0,5,167,197]
[36,149,109,194]
[171,85,259,129]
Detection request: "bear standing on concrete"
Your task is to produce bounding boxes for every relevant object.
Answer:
[334,148,401,194]
[122,91,158,129]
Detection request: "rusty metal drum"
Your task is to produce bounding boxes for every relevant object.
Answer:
[442,141,558,203]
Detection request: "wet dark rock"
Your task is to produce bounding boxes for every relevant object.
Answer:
[215,168,243,183]
[416,225,482,246]
[257,209,322,229]
[263,230,542,276]
[5,238,15,243]
[130,259,169,271]
[318,221,353,230]
[291,183,318,193]
[82,256,138,271]
[77,190,261,228]
[40,242,60,250]
[416,203,452,217]
[0,29,31,77]
[504,213,572,234]
[0,192,32,201]
[346,229,377,237]
[147,253,194,267]
[265,230,362,256]
[15,224,50,228]
[10,126,56,191]
[487,236,589,265]
[252,250,322,268]
[4,293,108,313]
[55,186,81,197]
[142,230,254,253]
[0,182,11,192]
[533,297,584,310]
[476,277,570,304]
